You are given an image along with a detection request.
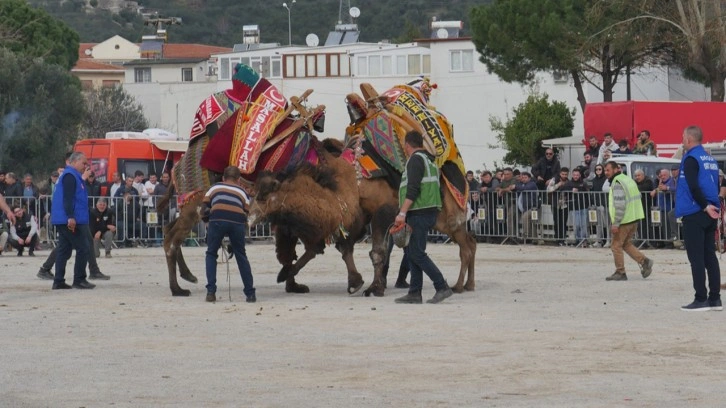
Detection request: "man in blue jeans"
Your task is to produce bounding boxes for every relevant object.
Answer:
[394,130,452,304]
[50,152,95,290]
[202,166,255,303]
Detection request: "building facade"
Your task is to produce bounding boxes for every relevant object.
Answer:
[120,38,710,171]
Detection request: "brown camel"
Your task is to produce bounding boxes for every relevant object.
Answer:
[344,81,477,294]
[249,80,477,296]
[158,63,378,296]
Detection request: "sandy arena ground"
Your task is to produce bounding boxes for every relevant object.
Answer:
[0,241,724,407]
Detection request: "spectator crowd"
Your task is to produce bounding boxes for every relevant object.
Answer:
[0,164,173,257]
[464,131,726,249]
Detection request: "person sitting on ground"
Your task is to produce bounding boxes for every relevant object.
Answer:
[89,198,116,259]
[8,205,38,256]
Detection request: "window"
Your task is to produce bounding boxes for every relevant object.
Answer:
[382,55,392,75]
[450,50,474,72]
[396,55,407,75]
[368,55,381,76]
[330,55,339,76]
[102,80,119,88]
[316,55,327,77]
[80,80,93,90]
[285,56,295,77]
[306,55,316,76]
[422,55,431,74]
[357,56,367,76]
[340,55,350,76]
[283,53,349,78]
[134,67,151,83]
[407,54,421,75]
[271,58,282,78]
[295,55,305,77]
[220,58,230,79]
[181,67,193,82]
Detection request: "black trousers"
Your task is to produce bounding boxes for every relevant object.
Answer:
[43,225,101,274]
[682,211,721,302]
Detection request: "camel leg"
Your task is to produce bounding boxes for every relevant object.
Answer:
[448,225,477,293]
[163,220,191,296]
[176,246,198,284]
[336,237,364,295]
[285,275,310,293]
[364,205,397,297]
[280,247,318,289]
[163,197,201,296]
[274,230,318,293]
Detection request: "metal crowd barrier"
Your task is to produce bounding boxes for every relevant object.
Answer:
[1,195,276,250]
[0,191,695,250]
[467,190,685,248]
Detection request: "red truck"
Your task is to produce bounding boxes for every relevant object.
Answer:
[584,101,726,157]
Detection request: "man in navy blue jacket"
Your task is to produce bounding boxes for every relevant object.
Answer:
[676,126,721,311]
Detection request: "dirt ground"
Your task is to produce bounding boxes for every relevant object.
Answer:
[0,241,723,407]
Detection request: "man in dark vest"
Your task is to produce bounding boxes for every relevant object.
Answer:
[394,130,452,304]
[676,126,721,311]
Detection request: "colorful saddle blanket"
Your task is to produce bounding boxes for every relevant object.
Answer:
[194,64,286,175]
[346,81,469,210]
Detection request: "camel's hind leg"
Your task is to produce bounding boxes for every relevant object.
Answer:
[448,224,477,293]
[364,204,397,297]
[336,237,365,295]
[163,196,202,296]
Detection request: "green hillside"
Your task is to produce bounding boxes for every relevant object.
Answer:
[29,0,489,45]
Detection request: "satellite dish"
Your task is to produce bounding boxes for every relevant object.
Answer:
[436,28,449,39]
[349,7,361,18]
[84,48,93,56]
[305,33,319,47]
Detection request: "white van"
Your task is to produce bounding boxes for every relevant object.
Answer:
[611,155,681,180]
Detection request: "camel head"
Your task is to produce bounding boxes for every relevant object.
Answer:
[248,171,280,225]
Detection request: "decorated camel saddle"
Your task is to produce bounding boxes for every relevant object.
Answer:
[173,63,325,197]
[343,78,469,209]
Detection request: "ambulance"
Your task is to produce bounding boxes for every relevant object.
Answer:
[73,128,188,194]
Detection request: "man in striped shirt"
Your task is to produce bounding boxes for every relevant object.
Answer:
[202,166,255,303]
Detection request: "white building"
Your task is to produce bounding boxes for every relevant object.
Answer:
[122,37,709,172]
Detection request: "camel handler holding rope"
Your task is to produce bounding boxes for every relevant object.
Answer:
[202,166,256,303]
[394,130,453,304]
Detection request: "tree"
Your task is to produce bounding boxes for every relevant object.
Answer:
[489,93,576,166]
[613,0,726,101]
[0,0,80,70]
[0,49,85,176]
[470,0,663,112]
[80,86,149,139]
